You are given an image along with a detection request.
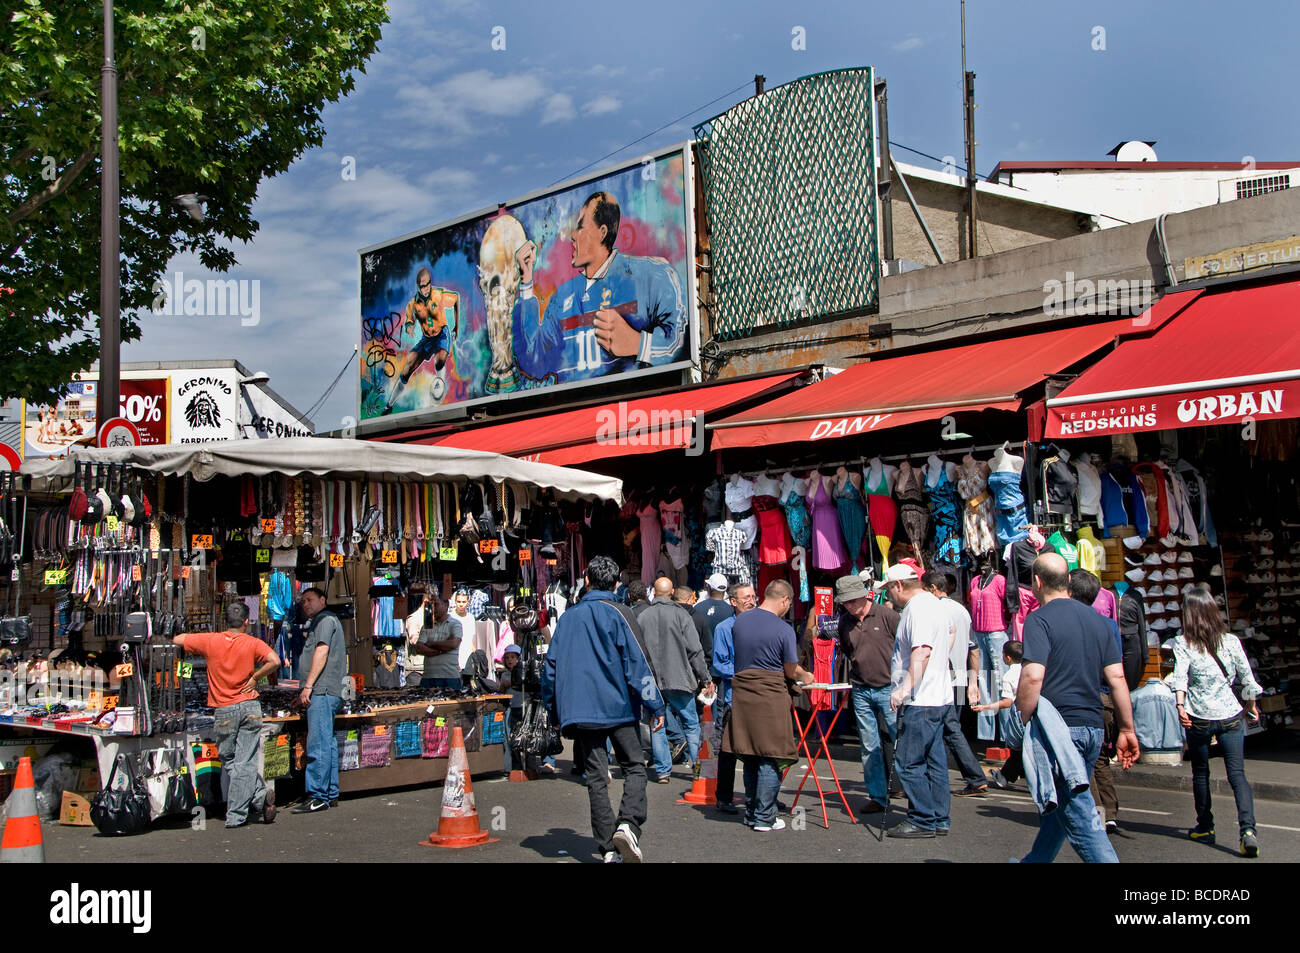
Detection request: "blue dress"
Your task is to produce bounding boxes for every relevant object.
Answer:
[833,476,868,574]
[928,468,962,563]
[782,486,812,602]
[987,470,1029,546]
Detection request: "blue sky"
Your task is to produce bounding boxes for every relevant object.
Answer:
[124,0,1300,431]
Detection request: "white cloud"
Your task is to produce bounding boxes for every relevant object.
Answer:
[582,94,622,117]
[892,36,925,52]
[418,166,477,193]
[541,93,576,124]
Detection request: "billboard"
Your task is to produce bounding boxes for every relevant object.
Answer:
[359,146,695,422]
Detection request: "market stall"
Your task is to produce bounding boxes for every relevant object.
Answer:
[0,438,621,820]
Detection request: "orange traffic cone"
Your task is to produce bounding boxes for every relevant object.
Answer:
[1,757,45,863]
[679,703,719,805]
[420,727,499,848]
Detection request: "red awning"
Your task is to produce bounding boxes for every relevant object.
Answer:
[417,373,800,466]
[1045,281,1300,437]
[708,317,1169,451]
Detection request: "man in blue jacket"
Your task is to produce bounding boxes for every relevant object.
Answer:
[542,555,665,864]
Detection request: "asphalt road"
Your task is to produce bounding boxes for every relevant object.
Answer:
[39,744,1300,864]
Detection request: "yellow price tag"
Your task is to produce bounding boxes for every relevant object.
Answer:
[435,716,446,727]
[102,694,118,712]
[255,548,271,563]
[87,691,102,710]
[174,661,194,679]
[114,664,134,678]
[439,546,458,561]
[375,724,389,736]
[329,553,344,568]
[43,569,68,586]
[519,587,532,596]
[131,565,142,581]
[105,515,120,531]
[381,549,398,564]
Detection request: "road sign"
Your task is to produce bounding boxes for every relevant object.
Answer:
[0,443,19,471]
[97,417,141,448]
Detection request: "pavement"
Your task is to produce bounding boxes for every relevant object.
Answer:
[32,736,1300,864]
[1102,731,1300,803]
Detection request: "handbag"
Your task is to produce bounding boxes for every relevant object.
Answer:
[89,754,153,836]
[163,768,197,817]
[1210,649,1248,712]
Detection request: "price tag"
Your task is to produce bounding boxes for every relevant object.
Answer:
[329,553,344,568]
[381,549,398,564]
[192,534,213,550]
[276,735,289,747]
[435,716,446,727]
[439,545,458,561]
[101,694,118,713]
[544,558,558,566]
[493,711,504,723]
[518,548,532,563]
[9,568,18,582]
[87,691,102,710]
[375,724,389,736]
[174,661,194,679]
[262,518,277,533]
[181,566,191,580]
[105,515,119,531]
[478,539,499,555]
[115,663,134,678]
[43,569,68,586]
[131,565,142,581]
[255,548,271,564]
[518,587,532,596]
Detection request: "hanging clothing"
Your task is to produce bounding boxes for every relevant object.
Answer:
[987,469,1029,546]
[638,504,663,586]
[894,462,929,554]
[267,571,293,622]
[1043,450,1078,516]
[1046,530,1079,571]
[808,636,836,712]
[374,650,402,689]
[1075,455,1102,518]
[659,499,689,570]
[968,573,1008,632]
[832,472,868,573]
[706,523,750,583]
[957,457,997,557]
[1130,465,1166,539]
[754,496,793,566]
[1157,462,1199,544]
[806,474,847,571]
[927,465,962,563]
[1091,586,1118,623]
[1097,471,1127,537]
[1174,459,1217,547]
[864,462,898,567]
[1009,585,1039,642]
[781,478,812,602]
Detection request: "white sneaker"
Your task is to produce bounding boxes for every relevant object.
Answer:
[1160,551,1178,564]
[1144,553,1163,566]
[1178,567,1194,579]
[612,822,643,863]
[753,818,787,833]
[602,851,623,863]
[1178,552,1194,563]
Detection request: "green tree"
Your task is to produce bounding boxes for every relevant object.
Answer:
[0,0,388,404]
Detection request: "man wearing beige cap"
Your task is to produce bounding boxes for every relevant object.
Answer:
[879,562,954,839]
[834,574,900,814]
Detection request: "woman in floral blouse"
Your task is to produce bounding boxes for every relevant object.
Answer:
[1167,587,1263,857]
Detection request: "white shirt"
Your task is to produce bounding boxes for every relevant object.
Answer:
[450,611,475,670]
[1001,662,1022,700]
[891,590,953,708]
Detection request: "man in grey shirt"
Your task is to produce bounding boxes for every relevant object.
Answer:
[639,577,712,781]
[293,587,348,814]
[410,591,463,690]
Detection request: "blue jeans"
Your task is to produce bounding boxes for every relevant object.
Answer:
[850,684,896,802]
[1022,725,1118,863]
[895,705,949,831]
[742,756,782,827]
[651,690,700,777]
[973,630,1008,741]
[1186,715,1255,835]
[214,699,268,827]
[305,692,344,802]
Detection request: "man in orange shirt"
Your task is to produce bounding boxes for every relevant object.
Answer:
[174,602,282,828]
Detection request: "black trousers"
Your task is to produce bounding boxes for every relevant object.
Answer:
[714,699,737,804]
[571,723,648,855]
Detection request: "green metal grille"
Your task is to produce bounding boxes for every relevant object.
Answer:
[694,67,881,341]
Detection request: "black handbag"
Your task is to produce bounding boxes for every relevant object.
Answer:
[89,755,153,836]
[162,768,197,817]
[0,616,32,644]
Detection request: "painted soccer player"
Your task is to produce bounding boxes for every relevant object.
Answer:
[511,191,686,383]
[381,267,459,415]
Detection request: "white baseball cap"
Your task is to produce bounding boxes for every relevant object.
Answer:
[705,573,729,592]
[873,563,920,590]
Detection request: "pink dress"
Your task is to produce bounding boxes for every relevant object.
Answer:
[638,505,662,585]
[806,474,847,571]
[968,574,1008,632]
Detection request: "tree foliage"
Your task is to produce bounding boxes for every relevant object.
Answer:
[0,0,388,403]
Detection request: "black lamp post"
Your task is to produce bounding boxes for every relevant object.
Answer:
[96,0,120,431]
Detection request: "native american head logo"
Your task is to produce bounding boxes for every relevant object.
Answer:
[184,390,223,430]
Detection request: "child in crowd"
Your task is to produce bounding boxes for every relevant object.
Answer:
[498,644,524,773]
[972,639,1023,789]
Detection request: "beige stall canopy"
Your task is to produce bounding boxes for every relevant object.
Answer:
[24,437,623,502]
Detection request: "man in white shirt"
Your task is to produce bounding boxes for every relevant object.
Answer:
[449,590,475,672]
[923,571,989,798]
[881,564,955,839]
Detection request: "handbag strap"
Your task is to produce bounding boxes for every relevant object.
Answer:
[1208,643,1239,690]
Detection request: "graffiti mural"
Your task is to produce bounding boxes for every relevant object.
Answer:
[359,148,694,420]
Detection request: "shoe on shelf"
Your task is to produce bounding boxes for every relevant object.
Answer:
[612,822,643,863]
[1241,829,1260,858]
[292,798,330,814]
[603,850,623,863]
[954,782,988,797]
[886,821,936,839]
[1188,825,1215,845]
[753,818,786,833]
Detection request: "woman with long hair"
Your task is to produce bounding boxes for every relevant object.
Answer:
[1168,586,1263,857]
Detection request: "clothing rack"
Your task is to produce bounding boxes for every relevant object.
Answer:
[734,440,1028,479]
